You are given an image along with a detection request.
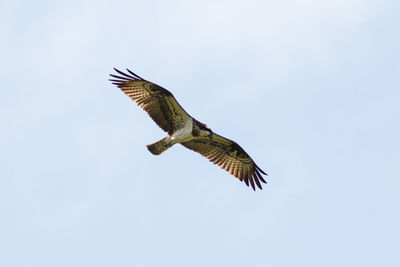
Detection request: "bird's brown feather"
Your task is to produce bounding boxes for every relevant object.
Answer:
[110,68,190,135]
[110,68,267,190]
[181,133,267,190]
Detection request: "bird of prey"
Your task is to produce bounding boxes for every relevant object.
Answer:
[109,68,267,190]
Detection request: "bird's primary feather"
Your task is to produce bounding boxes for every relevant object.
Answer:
[181,134,267,190]
[110,68,190,135]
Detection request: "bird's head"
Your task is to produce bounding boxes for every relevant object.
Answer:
[199,123,213,141]
[207,128,214,141]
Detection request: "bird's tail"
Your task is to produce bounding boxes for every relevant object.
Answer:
[147,137,171,155]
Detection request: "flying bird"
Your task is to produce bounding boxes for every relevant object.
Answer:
[109,68,267,190]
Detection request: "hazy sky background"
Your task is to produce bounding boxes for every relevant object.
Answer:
[1,0,399,266]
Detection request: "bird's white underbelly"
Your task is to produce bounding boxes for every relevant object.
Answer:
[170,118,193,143]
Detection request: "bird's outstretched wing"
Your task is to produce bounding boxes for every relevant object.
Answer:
[109,68,191,135]
[181,133,267,190]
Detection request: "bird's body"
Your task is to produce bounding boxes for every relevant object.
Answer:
[110,68,267,190]
[170,117,194,143]
[147,117,210,155]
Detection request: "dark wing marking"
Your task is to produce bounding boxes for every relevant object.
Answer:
[109,68,191,134]
[181,133,267,190]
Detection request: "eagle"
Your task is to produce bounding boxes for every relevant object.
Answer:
[109,68,267,190]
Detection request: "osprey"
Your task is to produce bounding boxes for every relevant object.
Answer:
[110,68,267,190]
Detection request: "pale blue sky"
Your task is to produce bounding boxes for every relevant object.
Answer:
[1,0,399,266]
